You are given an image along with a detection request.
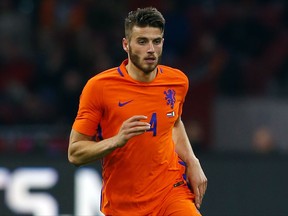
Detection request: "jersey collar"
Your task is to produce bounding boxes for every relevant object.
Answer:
[117,59,163,78]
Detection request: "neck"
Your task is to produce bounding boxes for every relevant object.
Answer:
[125,62,157,82]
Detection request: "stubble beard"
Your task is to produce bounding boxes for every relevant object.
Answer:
[129,49,162,74]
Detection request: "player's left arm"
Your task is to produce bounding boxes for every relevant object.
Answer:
[173,116,208,209]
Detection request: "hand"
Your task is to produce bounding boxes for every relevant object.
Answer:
[114,115,151,147]
[186,159,208,209]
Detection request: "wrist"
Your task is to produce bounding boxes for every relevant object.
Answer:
[110,136,121,149]
[185,156,199,167]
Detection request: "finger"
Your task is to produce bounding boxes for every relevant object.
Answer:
[202,179,208,196]
[125,127,150,139]
[122,118,150,131]
[128,125,151,134]
[126,115,148,122]
[193,185,201,209]
[198,180,208,208]
[199,182,206,198]
[128,121,150,128]
[204,180,208,194]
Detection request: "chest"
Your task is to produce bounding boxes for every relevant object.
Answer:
[101,83,184,136]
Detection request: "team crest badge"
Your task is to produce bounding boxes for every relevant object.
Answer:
[164,89,176,109]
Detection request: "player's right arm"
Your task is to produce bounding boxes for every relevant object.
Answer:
[68,115,150,166]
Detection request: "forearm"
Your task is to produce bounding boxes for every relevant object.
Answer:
[68,115,150,166]
[173,118,207,208]
[173,118,198,166]
[68,130,118,166]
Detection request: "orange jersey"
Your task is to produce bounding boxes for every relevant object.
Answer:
[73,59,189,215]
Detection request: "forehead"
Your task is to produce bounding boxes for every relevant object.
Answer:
[130,26,163,40]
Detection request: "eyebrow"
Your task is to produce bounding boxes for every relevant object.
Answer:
[136,36,163,40]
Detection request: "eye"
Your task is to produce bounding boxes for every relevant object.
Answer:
[153,38,162,45]
[137,39,147,45]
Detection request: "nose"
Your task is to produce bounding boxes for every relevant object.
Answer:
[147,42,155,53]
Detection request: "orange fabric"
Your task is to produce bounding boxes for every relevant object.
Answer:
[73,59,192,215]
[154,183,201,216]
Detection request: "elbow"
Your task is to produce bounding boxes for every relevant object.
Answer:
[68,150,83,167]
[68,154,79,167]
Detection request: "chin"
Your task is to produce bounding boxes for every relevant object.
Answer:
[143,65,157,74]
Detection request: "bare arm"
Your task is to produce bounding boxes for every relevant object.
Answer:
[173,117,207,209]
[68,115,151,166]
[68,129,118,166]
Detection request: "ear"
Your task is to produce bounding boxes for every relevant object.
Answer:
[122,38,129,52]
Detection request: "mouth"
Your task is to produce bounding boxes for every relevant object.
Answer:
[144,56,156,64]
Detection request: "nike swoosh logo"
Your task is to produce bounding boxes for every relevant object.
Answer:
[118,100,133,107]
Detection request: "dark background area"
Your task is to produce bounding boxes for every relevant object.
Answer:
[0,0,288,215]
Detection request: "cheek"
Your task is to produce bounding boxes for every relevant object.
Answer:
[155,45,163,54]
[130,49,146,59]
[129,45,141,54]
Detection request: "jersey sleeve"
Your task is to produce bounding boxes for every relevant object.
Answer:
[178,70,189,118]
[72,77,103,136]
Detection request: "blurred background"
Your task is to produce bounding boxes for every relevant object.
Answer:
[0,0,287,215]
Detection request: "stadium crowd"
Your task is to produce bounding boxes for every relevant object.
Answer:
[0,0,287,155]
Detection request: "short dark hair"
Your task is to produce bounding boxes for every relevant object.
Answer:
[124,7,165,39]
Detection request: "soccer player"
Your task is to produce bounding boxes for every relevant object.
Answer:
[68,7,207,216]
